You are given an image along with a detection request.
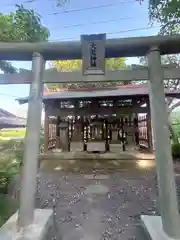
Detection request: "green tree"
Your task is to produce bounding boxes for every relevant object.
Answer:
[0,4,49,73]
[50,58,126,72]
[47,57,129,90]
[147,0,180,35]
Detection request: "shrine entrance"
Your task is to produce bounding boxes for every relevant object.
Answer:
[84,117,107,153]
[6,33,180,239]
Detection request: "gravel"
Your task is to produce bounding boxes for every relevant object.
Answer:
[33,168,158,240]
[12,159,180,239]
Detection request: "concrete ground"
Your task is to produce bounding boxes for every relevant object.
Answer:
[34,159,158,240]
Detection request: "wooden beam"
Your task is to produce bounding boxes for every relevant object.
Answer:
[1,66,180,84]
[47,106,148,117]
[44,111,49,152]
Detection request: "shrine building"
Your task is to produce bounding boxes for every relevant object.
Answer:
[18,83,180,154]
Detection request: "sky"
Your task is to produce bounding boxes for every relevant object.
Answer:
[0,0,160,117]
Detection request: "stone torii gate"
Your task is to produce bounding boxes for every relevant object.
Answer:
[0,34,180,239]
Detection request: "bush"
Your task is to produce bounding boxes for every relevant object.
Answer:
[0,194,18,227]
[0,139,44,193]
[0,138,43,226]
[0,140,24,193]
[171,143,180,160]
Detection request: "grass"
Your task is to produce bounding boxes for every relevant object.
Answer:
[0,135,44,227]
[0,194,18,227]
[0,140,22,227]
[0,128,26,138]
[0,139,23,150]
[0,138,9,144]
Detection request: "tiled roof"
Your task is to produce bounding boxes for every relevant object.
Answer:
[0,108,17,117]
[0,116,26,127]
[17,84,180,104]
[0,108,26,127]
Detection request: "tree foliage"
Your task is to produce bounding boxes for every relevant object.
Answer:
[0,5,49,73]
[50,60,81,72]
[140,54,180,109]
[47,58,129,89]
[0,61,17,74]
[148,0,180,35]
[50,58,126,71]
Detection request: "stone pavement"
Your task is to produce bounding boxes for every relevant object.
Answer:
[34,160,158,240]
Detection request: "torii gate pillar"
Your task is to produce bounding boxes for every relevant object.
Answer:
[141,47,180,239]
[18,52,45,227]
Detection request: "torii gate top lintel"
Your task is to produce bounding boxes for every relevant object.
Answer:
[0,34,180,61]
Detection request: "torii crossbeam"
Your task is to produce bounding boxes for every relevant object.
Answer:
[1,34,180,240]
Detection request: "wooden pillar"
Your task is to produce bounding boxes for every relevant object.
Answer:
[81,117,86,151]
[109,122,112,141]
[74,101,79,141]
[134,115,139,146]
[44,108,49,152]
[105,119,110,151]
[72,116,76,141]
[90,117,92,139]
[146,100,153,151]
[101,121,104,140]
[67,119,70,151]
[120,117,126,151]
[56,116,61,149]
[117,118,120,141]
[124,117,128,145]
[86,118,89,142]
[59,121,69,152]
[147,114,153,152]
[70,117,73,141]
[84,117,88,151]
[127,114,133,145]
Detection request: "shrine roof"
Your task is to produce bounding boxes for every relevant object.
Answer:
[0,108,26,128]
[17,84,180,104]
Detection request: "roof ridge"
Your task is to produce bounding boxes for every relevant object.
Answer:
[0,108,17,117]
[44,83,148,94]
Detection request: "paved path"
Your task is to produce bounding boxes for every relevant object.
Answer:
[34,161,158,240]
